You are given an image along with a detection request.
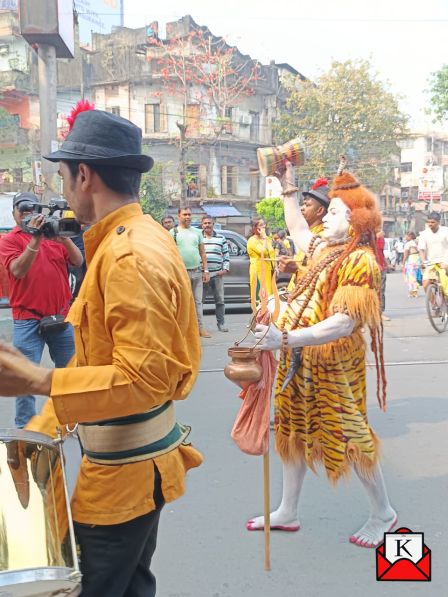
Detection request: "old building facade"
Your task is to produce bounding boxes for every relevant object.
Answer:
[87,15,298,226]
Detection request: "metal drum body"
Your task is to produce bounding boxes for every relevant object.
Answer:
[0,429,81,597]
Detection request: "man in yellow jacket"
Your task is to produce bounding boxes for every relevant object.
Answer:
[279,178,330,289]
[0,105,203,596]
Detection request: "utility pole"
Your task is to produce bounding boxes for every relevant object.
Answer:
[19,0,75,201]
[37,43,58,201]
[177,121,188,207]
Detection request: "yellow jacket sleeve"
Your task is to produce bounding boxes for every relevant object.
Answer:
[51,254,200,424]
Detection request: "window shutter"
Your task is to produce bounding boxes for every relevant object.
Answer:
[221,166,227,195]
[232,166,239,194]
[199,164,207,198]
[160,103,167,132]
[145,104,154,134]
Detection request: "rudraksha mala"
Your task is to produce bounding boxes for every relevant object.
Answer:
[282,245,347,332]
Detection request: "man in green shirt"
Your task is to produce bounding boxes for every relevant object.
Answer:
[171,207,211,337]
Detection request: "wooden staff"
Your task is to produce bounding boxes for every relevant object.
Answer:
[263,451,271,570]
[258,253,271,571]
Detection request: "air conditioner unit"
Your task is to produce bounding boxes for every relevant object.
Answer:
[240,114,251,126]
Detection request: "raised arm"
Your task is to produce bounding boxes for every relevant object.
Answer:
[278,161,314,254]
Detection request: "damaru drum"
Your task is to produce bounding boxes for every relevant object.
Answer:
[0,429,81,597]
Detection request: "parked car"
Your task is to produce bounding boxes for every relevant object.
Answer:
[204,229,291,305]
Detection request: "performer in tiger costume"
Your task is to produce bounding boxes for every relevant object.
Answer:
[247,158,397,548]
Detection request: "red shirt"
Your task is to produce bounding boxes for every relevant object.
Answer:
[0,227,72,320]
[375,236,386,271]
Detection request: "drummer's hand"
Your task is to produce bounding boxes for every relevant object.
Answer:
[278,255,298,273]
[0,342,53,397]
[275,160,296,194]
[253,323,282,351]
[6,440,30,508]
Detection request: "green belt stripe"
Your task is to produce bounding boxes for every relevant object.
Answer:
[81,401,172,427]
[82,423,190,461]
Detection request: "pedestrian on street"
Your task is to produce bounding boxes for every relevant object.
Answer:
[376,229,391,321]
[272,229,292,257]
[418,211,448,294]
[0,191,83,428]
[171,207,211,338]
[247,217,276,304]
[0,106,203,597]
[161,214,175,231]
[402,231,422,297]
[279,177,329,291]
[394,237,405,266]
[201,215,230,332]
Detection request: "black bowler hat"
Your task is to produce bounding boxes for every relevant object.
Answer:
[302,177,330,209]
[44,109,154,173]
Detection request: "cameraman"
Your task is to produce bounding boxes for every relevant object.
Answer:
[0,192,83,427]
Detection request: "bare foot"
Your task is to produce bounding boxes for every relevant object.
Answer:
[246,510,300,532]
[349,510,397,548]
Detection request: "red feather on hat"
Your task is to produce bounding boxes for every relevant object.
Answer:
[311,177,328,190]
[66,99,95,131]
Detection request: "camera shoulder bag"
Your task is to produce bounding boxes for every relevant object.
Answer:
[18,305,68,335]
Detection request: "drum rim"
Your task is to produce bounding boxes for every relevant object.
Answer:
[0,428,58,451]
[0,566,81,588]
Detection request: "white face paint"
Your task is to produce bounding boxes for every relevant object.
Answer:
[322,197,351,241]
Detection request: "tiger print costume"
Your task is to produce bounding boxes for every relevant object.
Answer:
[287,223,324,292]
[274,244,382,485]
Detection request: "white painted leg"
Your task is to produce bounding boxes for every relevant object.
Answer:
[350,462,397,547]
[247,459,306,531]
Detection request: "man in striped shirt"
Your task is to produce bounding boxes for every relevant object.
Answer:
[201,216,230,332]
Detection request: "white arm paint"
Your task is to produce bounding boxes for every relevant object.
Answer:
[254,313,355,351]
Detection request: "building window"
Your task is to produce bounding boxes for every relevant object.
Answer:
[110,106,120,116]
[186,164,199,197]
[399,138,414,149]
[426,138,433,152]
[145,103,161,133]
[400,162,412,173]
[186,104,200,137]
[221,165,238,195]
[249,111,259,142]
[250,169,259,201]
[223,107,233,134]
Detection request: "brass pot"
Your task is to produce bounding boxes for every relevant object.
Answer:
[224,346,262,389]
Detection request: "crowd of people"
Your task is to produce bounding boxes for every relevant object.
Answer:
[0,103,447,597]
[383,215,448,298]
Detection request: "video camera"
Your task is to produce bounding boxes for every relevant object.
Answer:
[20,199,81,239]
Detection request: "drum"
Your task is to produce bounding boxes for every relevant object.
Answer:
[0,429,81,597]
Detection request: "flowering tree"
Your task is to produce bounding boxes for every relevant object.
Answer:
[146,23,261,204]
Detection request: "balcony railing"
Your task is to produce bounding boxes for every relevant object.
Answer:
[0,69,32,92]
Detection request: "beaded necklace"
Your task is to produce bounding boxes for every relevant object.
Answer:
[283,245,346,330]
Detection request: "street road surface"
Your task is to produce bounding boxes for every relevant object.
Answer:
[0,272,447,596]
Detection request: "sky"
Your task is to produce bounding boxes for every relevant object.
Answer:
[123,0,448,131]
